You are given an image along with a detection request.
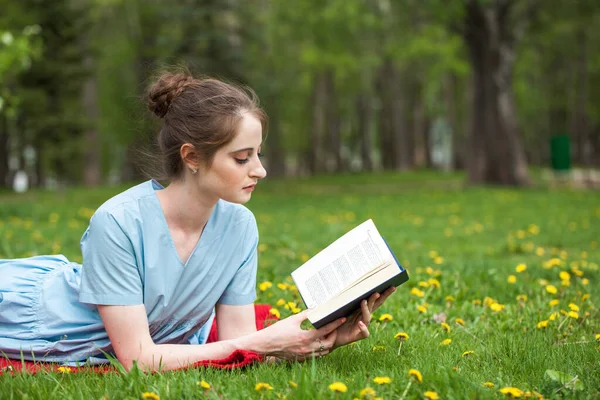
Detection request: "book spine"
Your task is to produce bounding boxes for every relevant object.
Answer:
[311,269,409,329]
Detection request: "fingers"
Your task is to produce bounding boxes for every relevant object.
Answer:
[367,292,380,311]
[358,320,370,338]
[361,299,372,325]
[313,316,346,339]
[290,308,311,324]
[373,286,396,310]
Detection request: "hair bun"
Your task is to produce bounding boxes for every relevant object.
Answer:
[147,72,195,118]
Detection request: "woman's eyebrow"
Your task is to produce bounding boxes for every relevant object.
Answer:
[229,147,254,154]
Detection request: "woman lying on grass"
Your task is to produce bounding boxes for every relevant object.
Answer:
[0,69,395,371]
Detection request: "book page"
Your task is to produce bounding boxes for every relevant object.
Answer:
[291,219,393,309]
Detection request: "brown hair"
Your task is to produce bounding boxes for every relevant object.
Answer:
[146,69,267,180]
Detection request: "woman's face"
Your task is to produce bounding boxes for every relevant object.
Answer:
[196,113,267,204]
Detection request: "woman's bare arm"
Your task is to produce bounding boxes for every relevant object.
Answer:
[98,304,345,371]
[214,303,257,341]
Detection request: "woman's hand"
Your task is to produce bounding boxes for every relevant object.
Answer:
[256,310,346,361]
[332,286,396,350]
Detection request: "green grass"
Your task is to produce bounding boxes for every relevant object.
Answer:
[1,171,599,399]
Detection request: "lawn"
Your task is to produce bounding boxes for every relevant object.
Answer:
[1,171,599,399]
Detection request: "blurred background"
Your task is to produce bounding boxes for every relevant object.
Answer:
[1,0,599,191]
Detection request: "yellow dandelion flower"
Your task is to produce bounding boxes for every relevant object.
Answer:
[417,305,428,313]
[394,332,409,341]
[445,295,455,302]
[359,387,376,398]
[581,294,590,302]
[197,381,211,389]
[549,312,560,321]
[549,299,559,307]
[328,382,347,392]
[277,283,289,290]
[57,366,72,374]
[372,346,386,352]
[288,381,298,388]
[276,298,286,307]
[490,303,505,312]
[428,250,438,258]
[568,311,579,319]
[258,281,272,291]
[379,314,393,322]
[258,243,268,253]
[269,308,280,319]
[546,285,557,294]
[516,295,527,302]
[373,376,391,385]
[255,383,274,391]
[559,271,570,281]
[427,278,440,288]
[499,387,523,398]
[434,257,444,264]
[440,338,452,346]
[582,278,589,285]
[536,320,548,329]
[424,391,439,400]
[515,264,527,273]
[141,393,160,400]
[568,303,579,312]
[595,333,600,341]
[300,253,310,262]
[536,247,545,256]
[473,299,482,306]
[441,322,450,332]
[411,288,425,297]
[455,318,465,326]
[462,350,474,357]
[291,307,301,314]
[418,281,430,288]
[408,369,423,383]
[508,275,517,284]
[484,382,495,388]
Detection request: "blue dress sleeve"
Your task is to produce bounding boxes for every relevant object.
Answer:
[78,209,144,306]
[218,213,258,305]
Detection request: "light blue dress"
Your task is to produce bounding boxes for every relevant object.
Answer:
[0,179,258,365]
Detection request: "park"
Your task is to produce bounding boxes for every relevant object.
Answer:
[1,0,599,399]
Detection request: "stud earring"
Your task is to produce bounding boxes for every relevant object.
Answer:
[190,168,197,174]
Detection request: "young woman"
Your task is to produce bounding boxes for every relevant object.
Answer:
[0,70,395,371]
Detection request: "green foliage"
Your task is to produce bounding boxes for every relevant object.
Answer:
[0,172,599,398]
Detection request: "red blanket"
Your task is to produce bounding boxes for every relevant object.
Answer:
[0,304,276,374]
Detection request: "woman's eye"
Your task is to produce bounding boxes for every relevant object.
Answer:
[257,152,264,158]
[235,158,249,164]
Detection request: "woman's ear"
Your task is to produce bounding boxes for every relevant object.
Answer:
[180,143,200,172]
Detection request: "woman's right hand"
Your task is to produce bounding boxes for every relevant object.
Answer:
[256,310,346,361]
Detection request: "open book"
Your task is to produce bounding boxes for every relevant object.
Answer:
[291,219,409,329]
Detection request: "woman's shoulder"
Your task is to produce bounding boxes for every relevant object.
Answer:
[91,180,155,224]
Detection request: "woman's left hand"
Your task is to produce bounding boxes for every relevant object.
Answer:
[331,286,396,350]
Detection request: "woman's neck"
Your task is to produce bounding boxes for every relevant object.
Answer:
[155,179,216,234]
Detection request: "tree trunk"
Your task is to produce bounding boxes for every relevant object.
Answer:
[82,53,101,186]
[264,101,286,178]
[570,28,589,167]
[309,71,328,175]
[463,0,531,186]
[412,85,429,168]
[445,74,459,171]
[324,70,342,172]
[0,115,9,188]
[378,59,408,170]
[356,93,374,171]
